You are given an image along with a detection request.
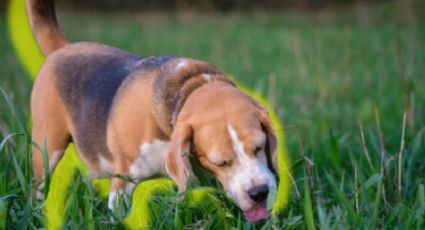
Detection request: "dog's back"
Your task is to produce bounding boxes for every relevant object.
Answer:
[57,43,180,163]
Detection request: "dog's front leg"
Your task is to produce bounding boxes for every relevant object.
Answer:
[108,162,131,218]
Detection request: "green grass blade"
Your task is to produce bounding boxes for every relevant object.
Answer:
[0,87,28,134]
[9,145,28,198]
[40,141,51,198]
[417,184,424,229]
[369,173,382,229]
[304,180,315,230]
[325,172,357,225]
[411,128,424,155]
[174,199,183,230]
[328,130,342,173]
[317,198,330,229]
[0,133,23,152]
[0,198,6,230]
[361,173,382,190]
[82,182,95,230]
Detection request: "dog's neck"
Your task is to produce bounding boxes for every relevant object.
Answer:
[152,58,234,136]
[169,74,234,128]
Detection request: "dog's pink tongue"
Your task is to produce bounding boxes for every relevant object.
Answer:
[243,203,269,222]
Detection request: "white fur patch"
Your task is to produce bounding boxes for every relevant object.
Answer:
[228,126,246,160]
[227,125,276,211]
[203,74,213,82]
[175,60,188,70]
[108,191,118,210]
[129,140,169,179]
[108,191,130,211]
[125,183,136,196]
[36,182,45,200]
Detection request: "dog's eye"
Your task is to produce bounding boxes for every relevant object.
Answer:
[254,146,262,155]
[216,160,231,167]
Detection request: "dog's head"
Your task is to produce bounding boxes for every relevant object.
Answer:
[165,82,278,222]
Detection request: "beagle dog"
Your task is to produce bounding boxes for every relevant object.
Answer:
[28,0,279,222]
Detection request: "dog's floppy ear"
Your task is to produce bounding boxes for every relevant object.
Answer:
[165,123,195,192]
[260,111,278,175]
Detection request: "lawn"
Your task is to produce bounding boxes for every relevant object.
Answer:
[1,0,425,229]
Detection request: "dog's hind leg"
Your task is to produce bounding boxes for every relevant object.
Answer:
[31,68,71,191]
[31,117,70,200]
[31,113,70,187]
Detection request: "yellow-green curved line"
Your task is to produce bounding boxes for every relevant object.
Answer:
[7,0,44,78]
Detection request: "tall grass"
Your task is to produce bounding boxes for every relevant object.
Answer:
[1,0,425,228]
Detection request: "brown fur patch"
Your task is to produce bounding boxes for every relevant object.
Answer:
[152,58,234,135]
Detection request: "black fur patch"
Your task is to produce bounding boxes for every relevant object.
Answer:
[135,56,175,71]
[55,49,174,162]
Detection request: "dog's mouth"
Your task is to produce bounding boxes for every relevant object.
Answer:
[243,202,269,222]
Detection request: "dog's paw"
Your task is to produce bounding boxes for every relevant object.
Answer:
[36,190,45,200]
[108,191,130,220]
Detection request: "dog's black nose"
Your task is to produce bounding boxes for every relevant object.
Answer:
[247,185,269,203]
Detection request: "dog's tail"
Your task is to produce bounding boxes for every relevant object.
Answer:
[26,0,67,56]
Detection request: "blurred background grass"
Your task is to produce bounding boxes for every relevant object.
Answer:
[1,0,425,229]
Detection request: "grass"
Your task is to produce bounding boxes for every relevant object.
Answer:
[1,0,425,229]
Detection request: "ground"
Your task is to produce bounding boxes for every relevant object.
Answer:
[0,0,425,229]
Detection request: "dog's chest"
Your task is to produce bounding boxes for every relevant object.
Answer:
[129,140,169,179]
